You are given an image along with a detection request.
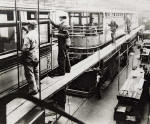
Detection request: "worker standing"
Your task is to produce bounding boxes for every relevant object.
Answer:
[50,14,71,76]
[125,15,131,34]
[108,18,118,43]
[22,21,39,95]
[138,29,144,42]
[86,17,96,35]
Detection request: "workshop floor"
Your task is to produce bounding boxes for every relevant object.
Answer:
[57,43,150,124]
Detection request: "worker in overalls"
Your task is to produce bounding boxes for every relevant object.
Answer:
[22,21,39,95]
[125,15,131,34]
[138,29,144,42]
[108,18,118,43]
[86,17,96,35]
[50,14,71,76]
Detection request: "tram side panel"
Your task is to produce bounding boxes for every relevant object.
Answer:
[0,10,58,95]
[102,50,119,84]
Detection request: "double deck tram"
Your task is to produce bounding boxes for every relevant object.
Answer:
[67,9,139,61]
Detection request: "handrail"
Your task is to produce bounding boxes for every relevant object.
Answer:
[0,93,85,124]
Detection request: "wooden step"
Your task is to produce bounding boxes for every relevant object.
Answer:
[15,107,45,124]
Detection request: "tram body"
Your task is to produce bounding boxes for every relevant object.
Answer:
[0,6,58,95]
[67,9,138,49]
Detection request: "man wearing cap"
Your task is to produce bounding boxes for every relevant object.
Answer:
[108,18,118,43]
[86,17,96,35]
[22,21,39,95]
[50,15,71,76]
[125,15,131,34]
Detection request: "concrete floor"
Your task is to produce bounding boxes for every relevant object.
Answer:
[56,44,150,124]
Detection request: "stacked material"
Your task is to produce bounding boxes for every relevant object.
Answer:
[118,67,144,100]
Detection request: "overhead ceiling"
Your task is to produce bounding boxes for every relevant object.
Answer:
[46,0,150,15]
[72,0,150,11]
[1,0,150,16]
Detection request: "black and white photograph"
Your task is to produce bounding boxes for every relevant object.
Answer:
[0,0,150,124]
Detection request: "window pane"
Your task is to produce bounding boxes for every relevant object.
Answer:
[71,17,79,25]
[40,23,49,44]
[0,27,16,53]
[91,13,99,25]
[82,17,89,25]
[0,10,14,21]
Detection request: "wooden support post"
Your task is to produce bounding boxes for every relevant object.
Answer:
[126,43,129,79]
[37,0,41,100]
[118,50,120,91]
[0,103,6,124]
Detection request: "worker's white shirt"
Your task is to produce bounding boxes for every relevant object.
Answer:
[22,30,39,61]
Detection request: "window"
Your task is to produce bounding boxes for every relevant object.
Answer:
[71,17,80,25]
[27,11,49,20]
[0,10,14,22]
[82,17,89,25]
[99,13,103,24]
[81,12,90,25]
[27,11,36,20]
[69,12,80,25]
[91,13,99,26]
[0,26,16,54]
[40,23,49,44]
[0,10,16,54]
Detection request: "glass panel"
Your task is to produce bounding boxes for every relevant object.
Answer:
[40,23,49,44]
[27,11,36,20]
[0,27,16,53]
[0,10,16,54]
[0,10,14,21]
[71,17,80,25]
[91,13,99,25]
[81,17,89,25]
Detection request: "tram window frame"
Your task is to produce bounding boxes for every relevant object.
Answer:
[99,13,103,25]
[90,13,99,26]
[27,11,49,20]
[81,12,90,25]
[0,25,17,55]
[27,11,36,20]
[0,10,14,21]
[39,12,49,19]
[39,21,50,44]
[0,10,17,55]
[69,12,81,26]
